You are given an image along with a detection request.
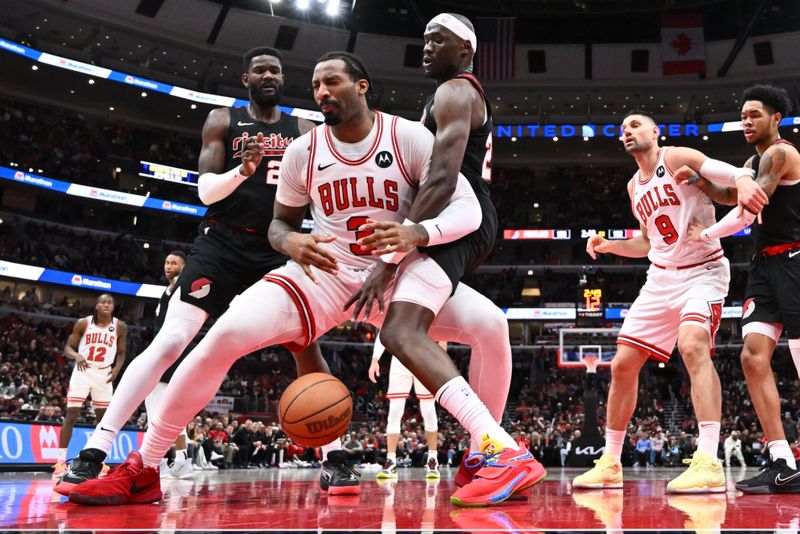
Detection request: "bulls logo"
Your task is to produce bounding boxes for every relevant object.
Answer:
[656,166,665,178]
[189,277,212,299]
[375,151,393,169]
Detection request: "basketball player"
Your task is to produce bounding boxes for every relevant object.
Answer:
[682,85,800,493]
[54,294,127,478]
[573,110,766,493]
[66,52,542,507]
[369,334,441,479]
[55,47,323,494]
[346,13,514,492]
[143,250,195,479]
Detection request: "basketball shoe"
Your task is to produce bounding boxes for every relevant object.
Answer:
[572,453,624,489]
[69,451,162,505]
[52,461,67,480]
[666,450,726,493]
[54,448,105,496]
[450,434,546,507]
[425,457,441,479]
[455,451,486,487]
[737,458,800,494]
[376,458,398,479]
[319,450,361,495]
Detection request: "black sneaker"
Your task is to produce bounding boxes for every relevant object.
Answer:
[54,448,106,496]
[769,459,800,493]
[735,457,792,494]
[319,450,361,496]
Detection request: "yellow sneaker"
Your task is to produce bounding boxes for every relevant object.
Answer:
[667,451,726,493]
[667,493,727,532]
[52,461,67,480]
[572,453,623,489]
[572,489,624,530]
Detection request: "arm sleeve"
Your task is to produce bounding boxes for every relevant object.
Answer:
[197,166,249,205]
[275,137,311,207]
[699,158,756,187]
[371,334,385,361]
[700,207,756,241]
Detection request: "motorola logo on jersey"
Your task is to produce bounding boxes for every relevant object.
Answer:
[375,151,393,169]
[108,325,115,333]
[188,277,212,299]
[656,166,666,178]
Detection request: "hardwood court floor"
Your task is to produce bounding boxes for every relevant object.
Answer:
[1,465,799,532]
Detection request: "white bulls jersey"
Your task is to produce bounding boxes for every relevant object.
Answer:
[277,111,431,269]
[631,147,722,268]
[77,316,119,368]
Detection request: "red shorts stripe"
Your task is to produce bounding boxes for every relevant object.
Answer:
[617,334,671,361]
[262,274,315,352]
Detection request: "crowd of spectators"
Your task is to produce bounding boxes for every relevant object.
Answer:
[3,305,799,470]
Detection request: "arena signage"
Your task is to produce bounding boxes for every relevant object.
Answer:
[495,123,701,139]
[139,161,199,187]
[0,422,143,464]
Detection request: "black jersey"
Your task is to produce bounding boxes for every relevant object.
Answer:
[751,139,800,251]
[203,106,302,234]
[422,73,492,200]
[153,285,174,334]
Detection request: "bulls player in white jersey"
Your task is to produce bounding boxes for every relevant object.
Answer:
[68,52,539,507]
[573,110,767,494]
[55,294,127,478]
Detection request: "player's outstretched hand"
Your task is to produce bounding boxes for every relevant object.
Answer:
[586,235,612,260]
[238,132,265,177]
[686,218,706,242]
[673,165,701,185]
[735,176,768,215]
[367,359,380,383]
[357,219,427,255]
[76,356,89,372]
[344,261,398,321]
[283,233,338,284]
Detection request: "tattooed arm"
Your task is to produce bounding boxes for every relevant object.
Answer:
[695,155,758,206]
[753,144,790,199]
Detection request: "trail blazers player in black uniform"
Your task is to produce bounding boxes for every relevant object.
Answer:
[345,14,518,489]
[56,47,331,494]
[686,84,800,494]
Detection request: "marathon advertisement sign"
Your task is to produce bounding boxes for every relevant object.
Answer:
[0,166,71,193]
[0,422,144,464]
[109,72,172,93]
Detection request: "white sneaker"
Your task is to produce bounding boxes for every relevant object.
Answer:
[159,458,171,478]
[170,459,195,479]
[210,451,224,461]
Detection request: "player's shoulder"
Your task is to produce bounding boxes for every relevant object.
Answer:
[766,139,800,159]
[284,127,315,155]
[73,316,90,330]
[435,76,481,101]
[115,318,128,331]
[387,113,434,142]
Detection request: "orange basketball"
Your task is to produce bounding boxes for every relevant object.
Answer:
[278,372,353,447]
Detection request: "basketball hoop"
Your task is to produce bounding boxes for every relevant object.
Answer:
[583,355,599,374]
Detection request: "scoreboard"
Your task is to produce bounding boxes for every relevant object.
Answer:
[576,287,604,326]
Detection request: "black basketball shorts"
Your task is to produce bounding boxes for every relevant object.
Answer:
[741,249,800,339]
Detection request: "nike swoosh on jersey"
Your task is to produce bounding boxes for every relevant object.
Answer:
[789,250,800,258]
[237,121,255,126]
[317,162,336,171]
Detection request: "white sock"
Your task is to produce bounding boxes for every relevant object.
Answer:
[604,428,626,461]
[435,376,518,450]
[140,417,186,467]
[175,449,188,462]
[768,440,797,469]
[321,438,341,461]
[428,449,437,461]
[697,421,721,458]
[387,452,397,463]
[790,339,800,379]
[57,448,67,463]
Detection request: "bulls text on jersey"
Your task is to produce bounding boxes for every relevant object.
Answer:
[634,183,680,225]
[317,177,400,216]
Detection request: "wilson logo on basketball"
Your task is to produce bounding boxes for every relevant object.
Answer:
[304,406,352,434]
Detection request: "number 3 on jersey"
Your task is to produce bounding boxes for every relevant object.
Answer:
[654,214,678,245]
[348,216,374,256]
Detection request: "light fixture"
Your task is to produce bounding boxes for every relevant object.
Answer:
[511,136,517,142]
[325,0,339,15]
[702,135,709,141]
[190,104,197,109]
[88,79,95,84]
[552,136,559,142]
[31,65,38,71]
[109,106,115,111]
[141,91,147,97]
[296,0,310,9]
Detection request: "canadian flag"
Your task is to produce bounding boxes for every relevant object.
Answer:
[661,14,706,75]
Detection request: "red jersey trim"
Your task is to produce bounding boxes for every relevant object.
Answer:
[390,116,416,189]
[262,274,316,352]
[324,111,383,166]
[638,147,665,186]
[306,129,317,195]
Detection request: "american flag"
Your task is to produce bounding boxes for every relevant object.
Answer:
[475,17,516,80]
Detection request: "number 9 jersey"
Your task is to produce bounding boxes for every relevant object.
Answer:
[631,146,723,269]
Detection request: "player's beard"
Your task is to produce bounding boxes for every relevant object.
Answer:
[250,83,283,107]
[319,99,343,125]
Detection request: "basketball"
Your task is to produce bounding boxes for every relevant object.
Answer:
[278,372,353,447]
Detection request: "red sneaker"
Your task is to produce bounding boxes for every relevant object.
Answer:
[455,451,487,487]
[69,451,162,505]
[450,435,546,507]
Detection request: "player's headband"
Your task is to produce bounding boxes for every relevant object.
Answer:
[427,13,477,52]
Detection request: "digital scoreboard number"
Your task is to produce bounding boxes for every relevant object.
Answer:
[577,287,604,326]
